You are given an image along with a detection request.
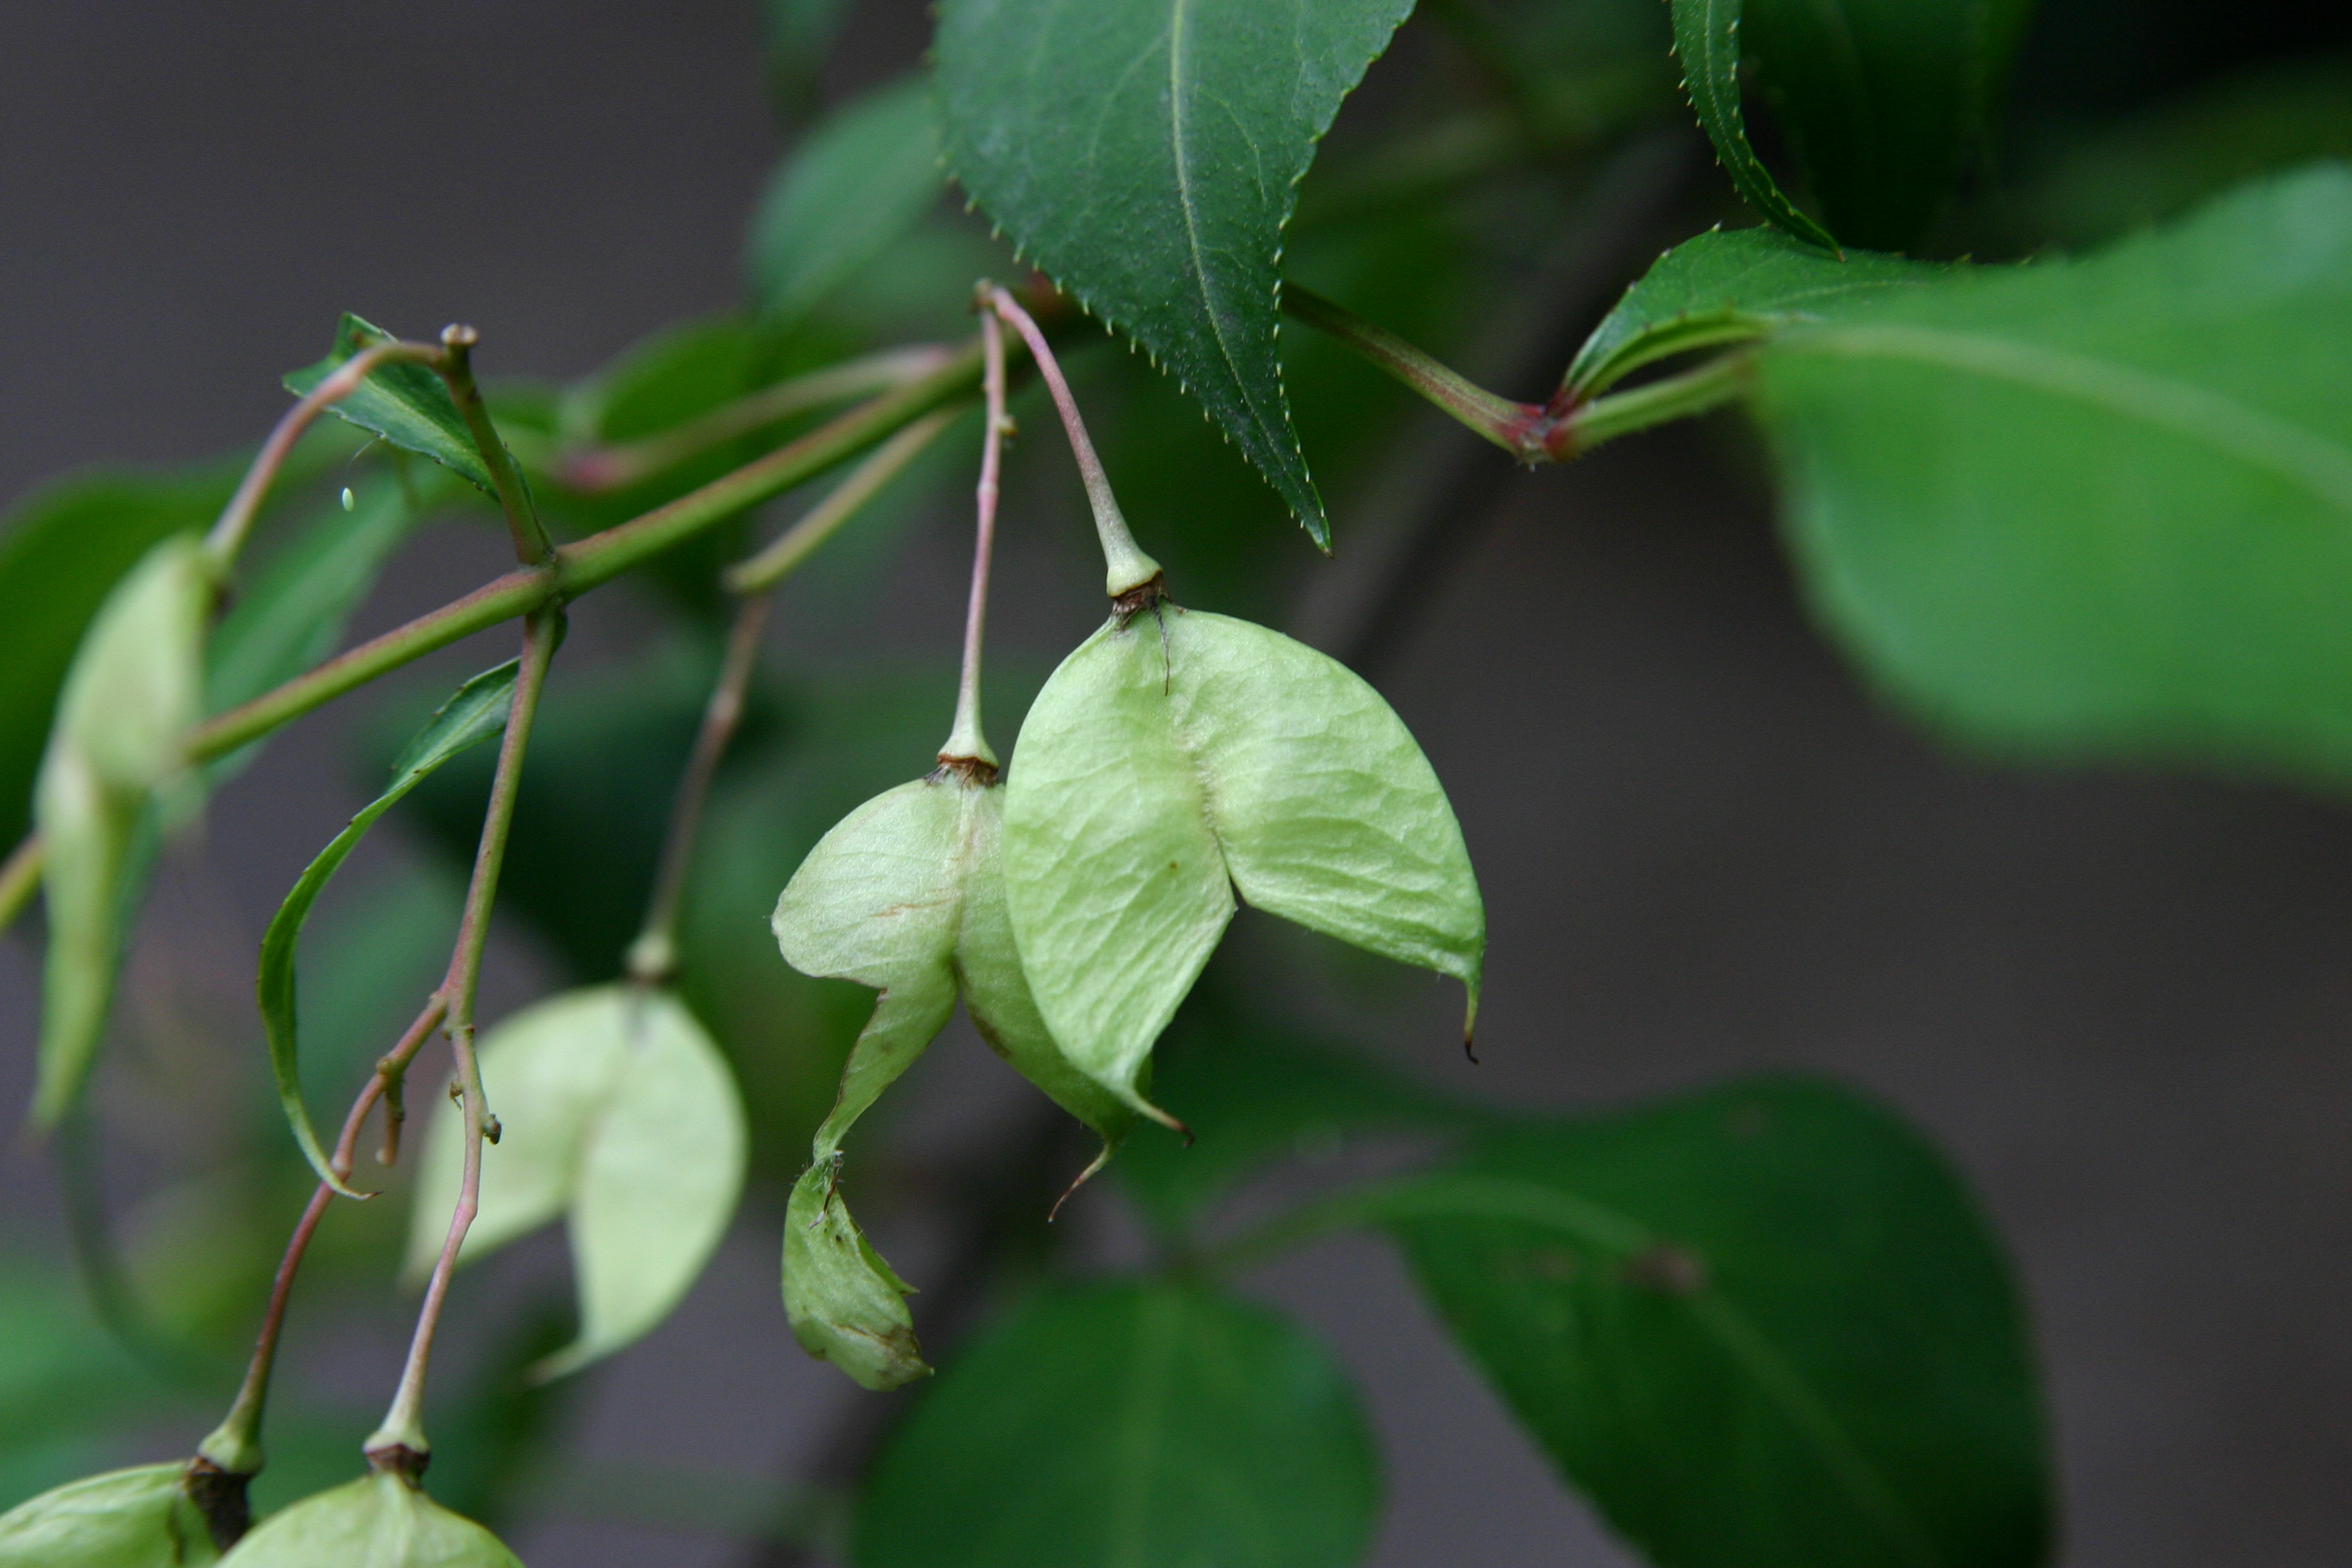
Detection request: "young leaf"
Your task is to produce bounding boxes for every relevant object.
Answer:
[403,986,746,1377]
[283,315,495,495]
[31,534,213,1128]
[1740,0,2036,252]
[260,661,515,1194]
[1563,228,1945,400]
[855,1282,1379,1568]
[1753,164,2352,781]
[216,1472,519,1567]
[0,1462,220,1567]
[1388,1076,2049,1568]
[934,0,1419,546]
[772,773,1131,1390]
[1004,608,1481,1117]
[0,462,240,844]
[746,76,943,327]
[1668,0,1841,250]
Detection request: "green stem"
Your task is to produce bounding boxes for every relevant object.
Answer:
[940,310,1009,770]
[367,606,560,1468]
[435,325,553,565]
[205,339,443,570]
[982,284,1161,600]
[201,994,449,1478]
[1563,352,1751,451]
[563,345,956,494]
[1281,282,1539,455]
[626,596,773,985]
[184,336,987,768]
[723,407,964,595]
[0,833,40,936]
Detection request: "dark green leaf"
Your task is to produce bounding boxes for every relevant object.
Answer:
[205,480,416,780]
[935,0,1420,547]
[0,462,240,844]
[1116,985,1481,1236]
[258,661,514,1191]
[762,0,853,116]
[747,77,944,327]
[856,1282,1379,1568]
[283,314,494,494]
[1564,228,1945,399]
[2018,56,2352,248]
[1668,0,1840,250]
[1754,164,2352,779]
[1390,1076,2048,1568]
[1740,0,2036,250]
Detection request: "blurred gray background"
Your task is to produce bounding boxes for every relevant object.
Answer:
[5,3,2350,1566]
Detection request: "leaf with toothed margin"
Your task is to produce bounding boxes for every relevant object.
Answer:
[1563,229,1946,400]
[934,0,1419,550]
[772,772,1134,1390]
[283,314,499,495]
[1670,0,1841,250]
[1003,605,1481,1122]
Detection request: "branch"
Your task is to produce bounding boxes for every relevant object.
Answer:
[368,606,563,1473]
[0,833,39,937]
[435,325,554,565]
[182,334,988,768]
[722,407,964,596]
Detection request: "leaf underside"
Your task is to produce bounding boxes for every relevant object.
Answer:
[1754,163,2352,781]
[935,0,1420,547]
[283,314,497,495]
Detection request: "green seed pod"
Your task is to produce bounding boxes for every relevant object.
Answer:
[216,1472,518,1567]
[404,985,746,1380]
[772,766,1132,1390]
[1004,606,1483,1118]
[0,1462,223,1567]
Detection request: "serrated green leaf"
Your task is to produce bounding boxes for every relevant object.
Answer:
[32,533,213,1128]
[263,661,514,1194]
[0,1463,218,1568]
[1668,0,1841,250]
[1390,1076,2049,1568]
[1004,608,1481,1115]
[1564,228,1945,400]
[1754,163,2352,779]
[0,462,240,844]
[773,772,1129,1389]
[935,0,1419,547]
[542,990,745,1379]
[1739,0,2036,251]
[747,77,943,327]
[217,1472,518,1568]
[855,1282,1379,1568]
[283,315,494,495]
[405,985,746,1377]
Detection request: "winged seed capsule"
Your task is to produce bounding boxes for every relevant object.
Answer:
[215,1471,519,1567]
[0,1462,227,1566]
[1001,599,1484,1121]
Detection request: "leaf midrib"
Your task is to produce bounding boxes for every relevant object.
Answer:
[1785,321,2352,514]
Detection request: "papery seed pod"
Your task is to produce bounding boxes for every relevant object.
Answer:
[772,766,1132,1389]
[216,1471,518,1567]
[1003,603,1483,1119]
[0,1462,227,1567]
